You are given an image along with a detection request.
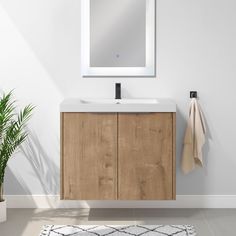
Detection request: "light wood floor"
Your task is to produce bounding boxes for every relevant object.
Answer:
[0,209,236,236]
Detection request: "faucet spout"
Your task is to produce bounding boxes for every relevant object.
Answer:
[115,83,121,99]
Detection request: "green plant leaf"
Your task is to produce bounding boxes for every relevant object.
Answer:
[0,91,34,199]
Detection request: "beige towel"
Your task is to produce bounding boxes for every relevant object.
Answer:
[181,98,206,174]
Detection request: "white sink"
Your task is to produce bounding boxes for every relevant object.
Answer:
[80,98,159,104]
[60,98,176,112]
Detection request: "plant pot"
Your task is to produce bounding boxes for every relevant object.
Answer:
[0,200,6,223]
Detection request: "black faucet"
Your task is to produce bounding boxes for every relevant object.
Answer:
[115,83,121,99]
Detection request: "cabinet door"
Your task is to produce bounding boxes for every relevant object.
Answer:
[118,113,175,200]
[61,113,117,200]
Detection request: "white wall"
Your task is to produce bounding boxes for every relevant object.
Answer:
[0,0,236,198]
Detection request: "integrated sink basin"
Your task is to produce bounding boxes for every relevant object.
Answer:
[60,98,176,113]
[80,98,159,104]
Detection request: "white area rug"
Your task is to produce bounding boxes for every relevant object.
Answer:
[40,225,196,236]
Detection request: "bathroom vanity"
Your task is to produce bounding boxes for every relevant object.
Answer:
[61,0,174,201]
[60,98,176,200]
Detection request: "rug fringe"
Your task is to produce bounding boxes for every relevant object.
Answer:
[39,225,52,236]
[186,225,197,236]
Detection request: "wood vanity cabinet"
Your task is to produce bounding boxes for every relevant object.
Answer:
[61,112,176,200]
[61,113,118,200]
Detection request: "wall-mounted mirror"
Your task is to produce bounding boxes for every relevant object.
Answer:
[81,0,155,77]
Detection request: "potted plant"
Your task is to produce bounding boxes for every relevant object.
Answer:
[0,91,34,222]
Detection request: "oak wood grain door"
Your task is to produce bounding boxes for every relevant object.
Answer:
[118,113,175,200]
[61,113,117,200]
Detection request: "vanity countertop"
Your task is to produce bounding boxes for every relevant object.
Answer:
[60,98,176,113]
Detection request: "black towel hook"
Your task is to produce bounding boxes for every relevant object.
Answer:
[190,91,197,98]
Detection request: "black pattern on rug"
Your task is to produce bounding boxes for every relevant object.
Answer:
[40,225,196,236]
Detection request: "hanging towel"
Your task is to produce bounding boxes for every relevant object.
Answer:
[181,98,207,174]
